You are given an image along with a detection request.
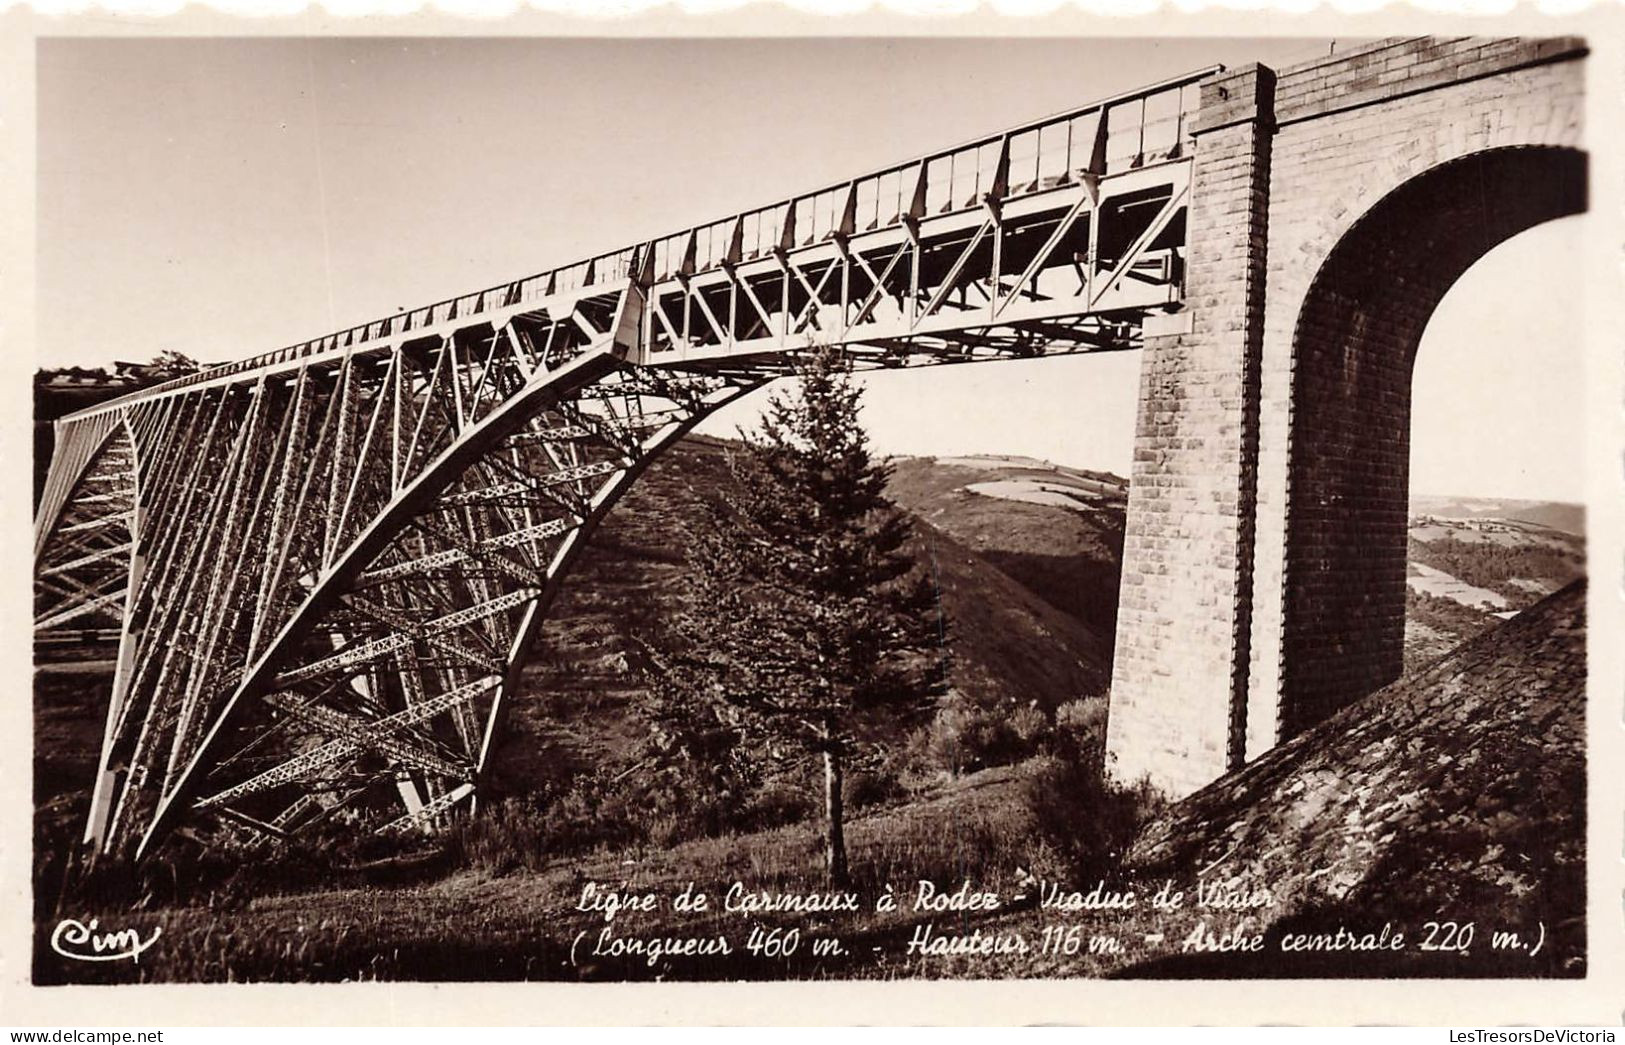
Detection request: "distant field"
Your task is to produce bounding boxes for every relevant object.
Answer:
[1410,495,1584,536]
[1407,562,1509,611]
[1402,509,1584,670]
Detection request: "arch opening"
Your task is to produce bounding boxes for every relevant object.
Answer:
[1277,144,1586,737]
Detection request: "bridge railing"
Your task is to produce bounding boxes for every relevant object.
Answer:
[87,67,1212,413]
[642,70,1205,282]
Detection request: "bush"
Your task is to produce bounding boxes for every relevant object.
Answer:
[445,771,649,875]
[739,781,816,831]
[920,691,1050,776]
[1054,697,1108,750]
[1022,735,1166,880]
[845,765,903,810]
[60,807,435,913]
[1009,703,1050,746]
[444,798,551,875]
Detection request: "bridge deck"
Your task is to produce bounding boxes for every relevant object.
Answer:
[37,64,1217,862]
[66,67,1211,423]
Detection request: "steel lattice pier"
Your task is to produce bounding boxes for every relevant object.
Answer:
[35,69,1207,861]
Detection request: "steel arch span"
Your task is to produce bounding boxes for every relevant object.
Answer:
[36,70,1204,862]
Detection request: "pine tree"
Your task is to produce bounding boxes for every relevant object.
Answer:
[651,344,948,885]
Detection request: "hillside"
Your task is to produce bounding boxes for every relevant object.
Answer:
[1404,510,1584,670]
[885,454,1128,655]
[38,586,1586,983]
[1411,495,1584,537]
[33,444,1583,827]
[484,436,1112,801]
[32,437,1588,981]
[883,455,1584,678]
[33,436,1113,810]
[1123,581,1586,977]
[31,434,1590,982]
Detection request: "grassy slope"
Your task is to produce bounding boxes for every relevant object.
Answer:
[39,584,1585,983]
[38,761,1058,983]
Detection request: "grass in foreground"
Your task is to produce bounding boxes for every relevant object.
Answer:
[39,757,1176,983]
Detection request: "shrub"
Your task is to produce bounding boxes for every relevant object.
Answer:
[921,691,1051,776]
[1009,702,1050,746]
[55,806,438,914]
[845,765,903,810]
[1054,696,1107,743]
[446,797,557,874]
[445,771,650,875]
[739,781,816,831]
[1022,735,1167,880]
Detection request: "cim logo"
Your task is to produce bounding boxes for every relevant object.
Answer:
[49,917,161,963]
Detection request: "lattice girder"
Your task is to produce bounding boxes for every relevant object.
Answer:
[35,68,1212,861]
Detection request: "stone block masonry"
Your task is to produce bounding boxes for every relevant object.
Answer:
[1105,64,1273,797]
[1105,37,1586,797]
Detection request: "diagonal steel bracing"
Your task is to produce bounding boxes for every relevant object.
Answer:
[35,68,1210,862]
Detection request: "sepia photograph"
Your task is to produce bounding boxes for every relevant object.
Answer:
[23,27,1599,998]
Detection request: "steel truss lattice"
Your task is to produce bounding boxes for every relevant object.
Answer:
[34,69,1208,862]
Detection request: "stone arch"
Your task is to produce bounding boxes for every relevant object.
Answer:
[1275,144,1585,737]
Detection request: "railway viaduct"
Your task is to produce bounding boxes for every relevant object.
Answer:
[1107,36,1585,794]
[33,37,1586,859]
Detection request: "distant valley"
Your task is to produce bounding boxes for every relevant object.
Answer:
[889,454,1584,677]
[34,436,1585,817]
[1405,499,1584,669]
[30,433,1589,982]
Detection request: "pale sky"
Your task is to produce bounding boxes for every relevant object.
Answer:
[37,37,1585,502]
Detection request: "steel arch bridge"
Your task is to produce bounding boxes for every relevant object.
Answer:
[35,69,1206,863]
